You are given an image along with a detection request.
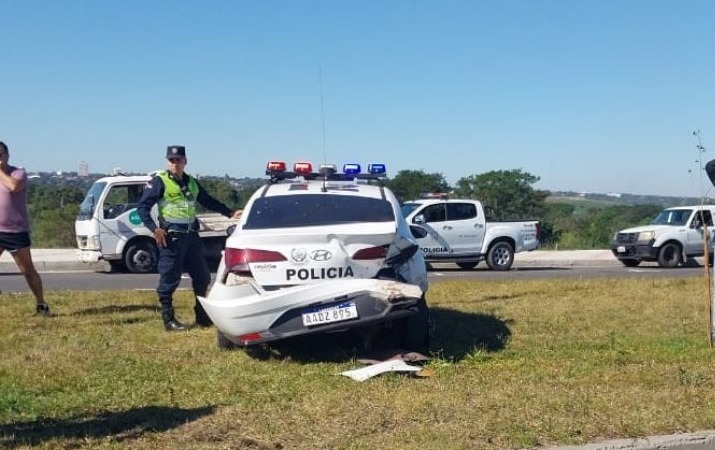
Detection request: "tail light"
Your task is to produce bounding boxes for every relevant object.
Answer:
[352,245,390,260]
[225,248,287,275]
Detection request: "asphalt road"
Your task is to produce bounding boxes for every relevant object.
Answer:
[0,262,709,293]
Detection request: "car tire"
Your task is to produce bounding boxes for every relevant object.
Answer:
[657,242,682,268]
[486,241,514,271]
[397,295,431,353]
[124,240,158,274]
[620,259,641,267]
[456,261,479,270]
[217,331,238,350]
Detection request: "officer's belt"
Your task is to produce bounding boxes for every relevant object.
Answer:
[165,223,198,234]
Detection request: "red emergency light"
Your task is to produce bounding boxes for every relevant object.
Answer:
[294,162,313,173]
[267,161,287,172]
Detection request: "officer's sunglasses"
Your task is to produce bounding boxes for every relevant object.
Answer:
[168,157,185,163]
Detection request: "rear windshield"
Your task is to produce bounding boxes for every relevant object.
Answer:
[244,194,395,229]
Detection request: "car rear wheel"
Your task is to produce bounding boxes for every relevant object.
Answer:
[486,241,514,271]
[657,242,682,268]
[396,295,431,353]
[620,259,641,267]
[217,331,238,350]
[456,261,479,270]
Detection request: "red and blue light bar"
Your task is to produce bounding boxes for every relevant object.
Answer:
[266,161,387,181]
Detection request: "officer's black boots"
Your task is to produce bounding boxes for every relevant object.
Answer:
[161,306,187,332]
[164,318,187,331]
[194,302,213,328]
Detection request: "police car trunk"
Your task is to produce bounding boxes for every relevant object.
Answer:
[198,162,426,346]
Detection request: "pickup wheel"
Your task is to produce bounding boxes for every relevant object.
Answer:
[124,240,158,274]
[486,241,514,271]
[456,261,479,270]
[620,259,641,267]
[657,242,682,268]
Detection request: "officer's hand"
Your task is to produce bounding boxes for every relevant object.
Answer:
[231,209,243,220]
[154,228,168,248]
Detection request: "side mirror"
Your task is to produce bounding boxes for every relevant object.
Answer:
[226,224,237,236]
[410,225,428,239]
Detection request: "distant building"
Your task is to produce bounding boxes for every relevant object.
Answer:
[78,161,89,177]
[112,167,123,175]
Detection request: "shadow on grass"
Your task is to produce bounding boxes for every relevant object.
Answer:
[0,405,215,449]
[430,307,511,361]
[73,304,159,316]
[242,306,511,364]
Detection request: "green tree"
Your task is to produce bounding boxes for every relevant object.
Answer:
[453,169,549,220]
[387,170,450,203]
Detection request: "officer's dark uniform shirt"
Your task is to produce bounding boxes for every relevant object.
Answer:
[137,173,233,232]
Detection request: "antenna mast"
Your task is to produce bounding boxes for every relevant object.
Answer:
[319,66,327,165]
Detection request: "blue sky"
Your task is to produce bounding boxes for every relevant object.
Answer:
[2,1,714,197]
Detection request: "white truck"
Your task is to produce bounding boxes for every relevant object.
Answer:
[400,198,541,270]
[74,174,237,273]
[610,205,715,268]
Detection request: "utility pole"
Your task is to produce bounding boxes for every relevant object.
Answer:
[695,130,714,347]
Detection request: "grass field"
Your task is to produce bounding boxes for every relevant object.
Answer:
[2,276,715,449]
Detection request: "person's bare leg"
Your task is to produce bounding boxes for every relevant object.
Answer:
[0,247,4,295]
[11,247,47,311]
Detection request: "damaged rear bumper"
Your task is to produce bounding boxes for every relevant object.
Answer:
[198,279,424,346]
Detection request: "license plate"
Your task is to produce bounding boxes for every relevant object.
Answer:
[617,246,626,253]
[302,302,358,327]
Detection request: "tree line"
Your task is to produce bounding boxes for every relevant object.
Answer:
[26,170,670,249]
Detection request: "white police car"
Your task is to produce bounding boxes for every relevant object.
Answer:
[197,161,430,351]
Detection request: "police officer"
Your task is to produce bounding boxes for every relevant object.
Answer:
[137,145,242,331]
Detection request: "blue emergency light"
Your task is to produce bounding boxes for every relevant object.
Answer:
[343,163,361,175]
[368,164,386,175]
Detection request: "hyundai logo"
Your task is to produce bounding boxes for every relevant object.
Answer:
[310,249,333,261]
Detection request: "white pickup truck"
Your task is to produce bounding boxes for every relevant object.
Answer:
[611,205,715,268]
[400,198,540,270]
[74,174,237,273]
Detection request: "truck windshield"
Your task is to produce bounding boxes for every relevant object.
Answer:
[76,181,107,221]
[651,209,692,226]
[244,194,395,229]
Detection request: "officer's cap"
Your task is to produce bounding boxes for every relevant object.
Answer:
[166,145,186,159]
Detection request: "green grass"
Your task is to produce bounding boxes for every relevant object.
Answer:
[1,277,715,449]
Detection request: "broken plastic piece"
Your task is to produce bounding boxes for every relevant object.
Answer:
[341,359,423,381]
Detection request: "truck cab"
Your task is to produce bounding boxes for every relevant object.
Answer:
[402,200,486,260]
[75,174,235,273]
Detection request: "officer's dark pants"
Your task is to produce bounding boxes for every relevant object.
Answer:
[156,231,212,325]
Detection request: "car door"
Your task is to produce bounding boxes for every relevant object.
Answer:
[686,209,713,255]
[445,202,485,254]
[411,203,452,256]
[98,182,147,255]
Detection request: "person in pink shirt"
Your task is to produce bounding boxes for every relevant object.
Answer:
[0,141,49,316]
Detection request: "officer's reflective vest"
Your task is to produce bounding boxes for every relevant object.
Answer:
[157,171,199,227]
